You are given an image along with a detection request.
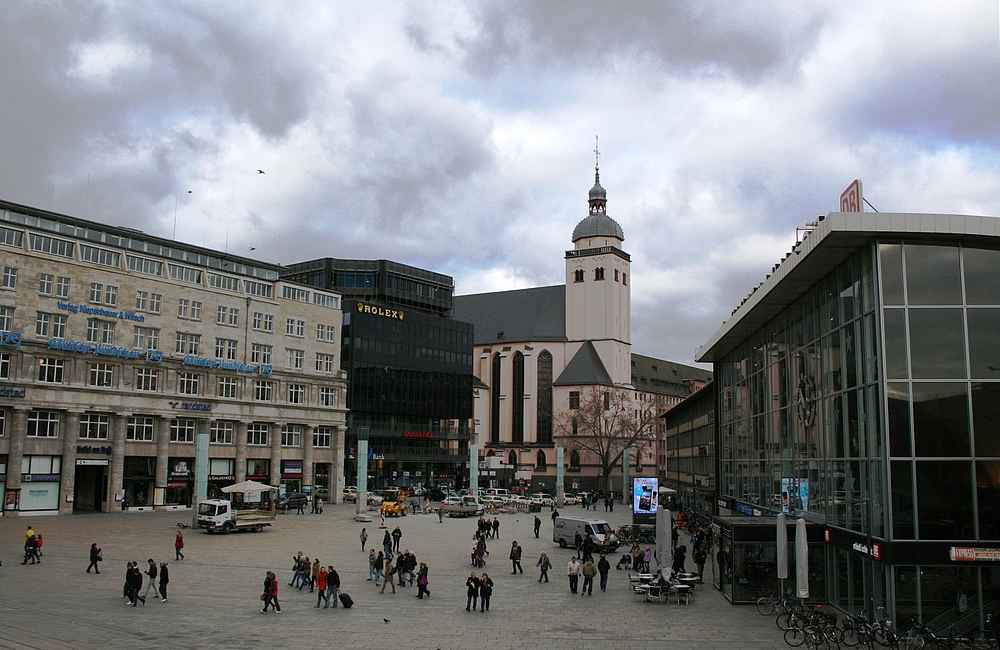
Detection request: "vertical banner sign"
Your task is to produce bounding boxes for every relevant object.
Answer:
[776,512,788,580]
[469,443,479,493]
[556,444,565,506]
[795,518,810,599]
[840,180,863,212]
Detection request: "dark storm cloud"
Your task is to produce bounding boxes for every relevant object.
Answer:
[456,0,828,83]
[0,2,314,224]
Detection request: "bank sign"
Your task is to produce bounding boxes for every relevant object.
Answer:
[57,301,145,322]
[182,355,272,376]
[49,338,160,362]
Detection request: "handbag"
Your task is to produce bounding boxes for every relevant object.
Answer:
[259,594,266,601]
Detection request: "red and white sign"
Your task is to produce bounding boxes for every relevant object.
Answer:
[840,180,863,212]
[951,547,1000,562]
[871,542,882,561]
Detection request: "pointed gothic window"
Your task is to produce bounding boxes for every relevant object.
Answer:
[594,267,605,281]
[570,450,581,470]
[574,269,584,283]
[536,449,547,469]
[490,353,501,444]
[508,450,517,467]
[536,351,553,444]
[511,351,524,444]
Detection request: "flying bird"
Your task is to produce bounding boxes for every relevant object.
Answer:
[383,618,390,623]
[257,170,265,174]
[249,247,257,251]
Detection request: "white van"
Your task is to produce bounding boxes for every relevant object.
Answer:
[486,488,511,500]
[553,516,620,551]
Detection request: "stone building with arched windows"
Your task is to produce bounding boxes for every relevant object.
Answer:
[453,167,710,494]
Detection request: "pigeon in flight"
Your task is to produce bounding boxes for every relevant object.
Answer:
[257,169,265,174]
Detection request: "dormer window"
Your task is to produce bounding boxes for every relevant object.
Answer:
[594,267,605,281]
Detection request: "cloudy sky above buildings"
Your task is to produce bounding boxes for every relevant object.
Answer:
[1,1,998,366]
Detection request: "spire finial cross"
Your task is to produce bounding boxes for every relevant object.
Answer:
[594,135,600,170]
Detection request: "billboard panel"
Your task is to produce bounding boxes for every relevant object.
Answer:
[633,477,659,515]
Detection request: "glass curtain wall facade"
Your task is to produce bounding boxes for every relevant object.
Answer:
[717,239,1000,632]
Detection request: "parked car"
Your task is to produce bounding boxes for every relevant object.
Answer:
[563,494,579,505]
[530,493,553,505]
[275,492,309,512]
[443,496,483,517]
[428,486,452,501]
[510,495,531,506]
[343,486,358,502]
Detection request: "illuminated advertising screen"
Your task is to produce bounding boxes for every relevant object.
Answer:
[633,477,658,515]
[780,478,810,514]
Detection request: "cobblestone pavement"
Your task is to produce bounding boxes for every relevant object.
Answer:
[0,504,787,650]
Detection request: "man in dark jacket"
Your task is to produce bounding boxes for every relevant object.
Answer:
[597,554,611,591]
[533,516,541,538]
[327,565,340,607]
[142,558,161,600]
[509,541,522,574]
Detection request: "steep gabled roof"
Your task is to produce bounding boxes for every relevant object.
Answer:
[453,285,566,346]
[554,341,613,386]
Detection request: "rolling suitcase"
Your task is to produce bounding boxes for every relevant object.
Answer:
[338,592,353,608]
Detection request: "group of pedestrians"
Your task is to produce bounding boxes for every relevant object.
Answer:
[464,572,495,612]
[471,530,489,568]
[22,526,42,564]
[123,558,169,606]
[264,551,342,613]
[476,517,500,539]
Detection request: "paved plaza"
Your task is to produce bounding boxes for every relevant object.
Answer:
[0,504,787,649]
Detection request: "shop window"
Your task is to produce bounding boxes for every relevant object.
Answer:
[126,416,154,441]
[246,458,270,477]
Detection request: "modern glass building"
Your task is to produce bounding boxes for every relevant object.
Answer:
[697,212,1000,633]
[281,259,474,490]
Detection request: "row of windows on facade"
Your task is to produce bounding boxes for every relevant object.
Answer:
[20,356,340,405]
[485,448,639,472]
[4,411,335,447]
[0,269,338,341]
[572,267,627,284]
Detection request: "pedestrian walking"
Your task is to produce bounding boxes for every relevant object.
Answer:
[360,527,368,551]
[574,531,583,559]
[491,518,500,540]
[158,562,169,602]
[129,563,146,606]
[315,567,328,607]
[382,530,392,558]
[533,515,541,538]
[597,554,611,592]
[123,562,134,598]
[87,543,102,574]
[391,526,403,553]
[642,546,653,573]
[174,531,185,561]
[567,556,582,594]
[368,549,378,580]
[581,558,596,596]
[142,559,161,600]
[312,496,320,514]
[22,526,34,564]
[310,558,321,592]
[537,551,551,582]
[289,552,305,587]
[479,573,494,612]
[671,545,688,577]
[509,541,523,574]
[373,551,385,583]
[380,556,396,594]
[23,532,39,565]
[416,562,430,599]
[437,505,444,523]
[465,572,480,611]
[551,508,559,521]
[36,534,44,557]
[261,571,281,613]
[693,546,707,583]
[327,566,341,607]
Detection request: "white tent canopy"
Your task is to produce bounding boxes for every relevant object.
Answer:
[220,480,279,493]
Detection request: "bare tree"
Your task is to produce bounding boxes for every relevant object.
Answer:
[555,387,660,493]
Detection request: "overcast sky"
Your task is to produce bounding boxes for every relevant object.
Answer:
[1,1,998,366]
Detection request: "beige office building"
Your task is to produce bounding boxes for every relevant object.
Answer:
[0,199,347,516]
